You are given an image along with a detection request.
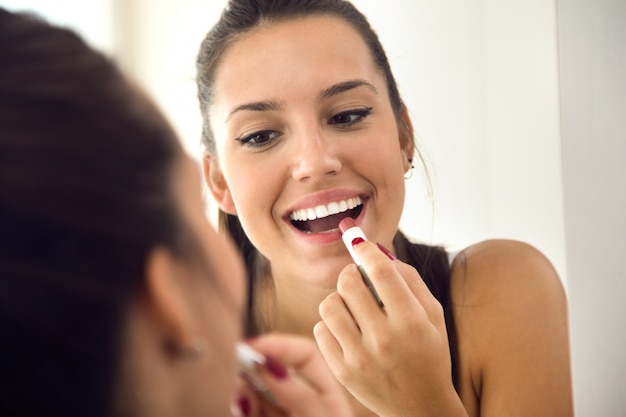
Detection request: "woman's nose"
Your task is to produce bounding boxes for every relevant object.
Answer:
[290,129,342,181]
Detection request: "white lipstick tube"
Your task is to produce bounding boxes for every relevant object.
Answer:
[339,218,384,307]
[236,342,281,407]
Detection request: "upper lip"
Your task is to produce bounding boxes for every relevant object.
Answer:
[284,190,366,221]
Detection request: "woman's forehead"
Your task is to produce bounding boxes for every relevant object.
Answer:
[210,16,384,117]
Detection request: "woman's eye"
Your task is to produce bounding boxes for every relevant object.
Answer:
[329,107,372,127]
[236,130,280,148]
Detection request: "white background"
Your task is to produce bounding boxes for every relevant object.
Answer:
[3,0,624,414]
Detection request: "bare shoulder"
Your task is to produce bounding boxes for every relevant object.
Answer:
[449,239,566,307]
[449,240,573,416]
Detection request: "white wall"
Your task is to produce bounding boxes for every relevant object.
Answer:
[106,0,225,158]
[558,0,626,414]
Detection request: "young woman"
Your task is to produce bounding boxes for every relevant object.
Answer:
[0,8,351,417]
[197,0,574,416]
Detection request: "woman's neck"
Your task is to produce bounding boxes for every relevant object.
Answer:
[255,267,334,337]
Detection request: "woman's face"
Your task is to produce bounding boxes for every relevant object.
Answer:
[206,16,411,287]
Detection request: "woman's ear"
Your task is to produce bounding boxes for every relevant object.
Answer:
[398,105,416,171]
[202,152,237,215]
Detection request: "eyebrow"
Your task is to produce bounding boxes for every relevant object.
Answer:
[226,99,282,122]
[319,79,378,99]
[226,79,378,122]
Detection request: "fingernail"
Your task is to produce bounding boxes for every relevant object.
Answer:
[376,242,396,260]
[351,237,365,247]
[234,393,250,417]
[264,355,289,379]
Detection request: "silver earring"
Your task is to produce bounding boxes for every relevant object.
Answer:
[404,158,415,180]
[180,338,207,362]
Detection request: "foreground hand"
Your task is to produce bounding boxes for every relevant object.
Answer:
[237,333,354,417]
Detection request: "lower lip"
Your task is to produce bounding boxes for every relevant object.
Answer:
[288,204,366,245]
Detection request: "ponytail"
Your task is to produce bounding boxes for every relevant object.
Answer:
[393,230,459,389]
[219,211,268,336]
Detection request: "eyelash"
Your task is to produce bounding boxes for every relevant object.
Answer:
[328,107,373,128]
[236,130,280,149]
[235,107,373,149]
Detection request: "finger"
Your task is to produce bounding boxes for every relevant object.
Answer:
[312,320,341,355]
[393,261,444,324]
[352,240,426,318]
[335,263,387,333]
[317,289,363,352]
[247,335,349,415]
[247,335,341,396]
[313,320,345,377]
[233,378,263,417]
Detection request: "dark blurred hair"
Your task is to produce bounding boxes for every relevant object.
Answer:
[196,0,458,387]
[0,8,191,416]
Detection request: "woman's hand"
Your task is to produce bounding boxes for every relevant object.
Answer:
[313,240,465,417]
[236,333,354,417]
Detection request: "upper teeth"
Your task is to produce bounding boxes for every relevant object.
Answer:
[290,196,362,221]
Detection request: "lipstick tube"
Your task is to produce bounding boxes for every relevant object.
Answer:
[339,218,384,307]
[236,342,281,407]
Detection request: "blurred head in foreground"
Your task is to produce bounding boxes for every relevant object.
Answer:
[0,8,245,417]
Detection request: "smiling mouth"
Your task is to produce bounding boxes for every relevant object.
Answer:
[289,196,364,234]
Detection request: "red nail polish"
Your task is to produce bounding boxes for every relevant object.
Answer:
[265,355,289,379]
[376,242,396,260]
[237,394,251,417]
[351,237,365,247]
